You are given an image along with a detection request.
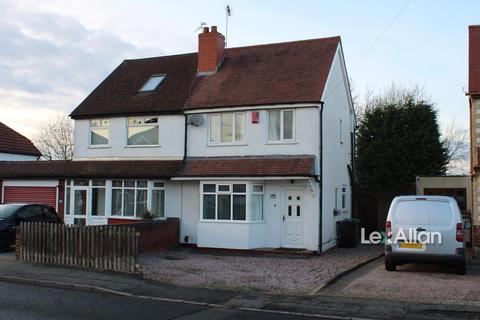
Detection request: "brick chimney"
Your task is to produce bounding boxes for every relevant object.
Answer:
[198,26,225,75]
[469,25,480,94]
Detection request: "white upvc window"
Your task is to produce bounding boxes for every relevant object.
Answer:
[267,109,295,142]
[151,181,166,218]
[209,112,245,144]
[127,117,159,146]
[90,119,110,146]
[341,185,347,212]
[91,179,106,216]
[201,183,247,221]
[111,180,148,218]
[251,184,264,221]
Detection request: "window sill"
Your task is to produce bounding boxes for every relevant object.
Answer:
[125,144,161,148]
[207,143,247,147]
[88,145,111,149]
[198,220,263,224]
[266,141,298,145]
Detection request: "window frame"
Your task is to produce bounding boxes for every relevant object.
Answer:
[138,74,166,93]
[208,112,246,145]
[267,109,295,143]
[200,182,264,223]
[111,180,149,218]
[89,118,110,147]
[126,116,160,147]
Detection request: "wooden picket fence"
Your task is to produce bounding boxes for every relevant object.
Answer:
[19,222,139,273]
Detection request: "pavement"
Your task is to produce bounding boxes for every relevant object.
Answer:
[1,252,480,319]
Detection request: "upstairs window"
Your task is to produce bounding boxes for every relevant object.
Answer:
[90,119,110,146]
[268,109,294,142]
[138,75,166,92]
[127,117,159,146]
[209,112,245,144]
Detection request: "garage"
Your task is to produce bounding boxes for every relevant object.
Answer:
[2,180,58,210]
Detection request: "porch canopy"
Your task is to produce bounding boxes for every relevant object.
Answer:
[0,160,182,179]
[173,155,316,180]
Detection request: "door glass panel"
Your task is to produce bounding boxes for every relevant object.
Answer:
[297,205,301,217]
[288,205,292,216]
[91,188,105,216]
[74,190,87,215]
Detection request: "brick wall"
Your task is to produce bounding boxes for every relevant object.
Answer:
[110,218,180,253]
[198,26,225,74]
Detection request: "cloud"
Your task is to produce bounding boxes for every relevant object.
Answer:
[0,1,159,138]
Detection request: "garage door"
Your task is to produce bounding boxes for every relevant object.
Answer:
[3,186,57,209]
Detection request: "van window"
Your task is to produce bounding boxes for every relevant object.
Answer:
[428,201,453,226]
[394,201,429,225]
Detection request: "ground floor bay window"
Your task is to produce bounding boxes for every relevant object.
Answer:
[64,179,166,225]
[200,182,264,222]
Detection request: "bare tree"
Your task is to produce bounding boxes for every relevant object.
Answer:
[34,114,74,160]
[442,119,470,175]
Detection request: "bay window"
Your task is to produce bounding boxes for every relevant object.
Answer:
[209,112,245,144]
[91,180,106,216]
[201,183,263,222]
[268,109,295,142]
[127,117,159,146]
[251,185,264,221]
[90,119,110,146]
[111,180,148,217]
[151,182,166,218]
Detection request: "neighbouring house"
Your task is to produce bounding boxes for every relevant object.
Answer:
[0,122,41,161]
[468,25,480,243]
[0,26,355,253]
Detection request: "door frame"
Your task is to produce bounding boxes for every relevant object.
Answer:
[282,189,305,248]
[71,186,89,225]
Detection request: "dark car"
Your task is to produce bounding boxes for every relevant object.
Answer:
[0,204,63,251]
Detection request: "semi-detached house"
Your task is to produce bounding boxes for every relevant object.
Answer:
[0,26,355,253]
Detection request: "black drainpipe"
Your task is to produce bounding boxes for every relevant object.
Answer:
[318,101,324,255]
[183,115,188,161]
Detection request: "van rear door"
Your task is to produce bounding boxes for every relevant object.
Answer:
[392,200,429,252]
[426,199,457,255]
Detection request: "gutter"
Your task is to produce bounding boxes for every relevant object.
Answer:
[318,101,324,255]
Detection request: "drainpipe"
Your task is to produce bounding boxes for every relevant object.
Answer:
[317,101,324,255]
[183,115,188,161]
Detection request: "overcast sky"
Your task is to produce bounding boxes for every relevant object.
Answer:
[1,0,479,139]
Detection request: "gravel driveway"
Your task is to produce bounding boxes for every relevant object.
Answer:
[323,256,480,305]
[140,245,383,295]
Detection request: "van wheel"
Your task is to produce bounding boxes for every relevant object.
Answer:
[385,260,396,271]
[455,262,466,275]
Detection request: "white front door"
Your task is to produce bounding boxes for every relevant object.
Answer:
[284,191,304,245]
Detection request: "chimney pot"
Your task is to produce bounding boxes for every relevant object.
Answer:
[203,26,209,33]
[211,26,217,33]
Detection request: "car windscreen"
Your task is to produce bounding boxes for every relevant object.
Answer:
[0,204,22,219]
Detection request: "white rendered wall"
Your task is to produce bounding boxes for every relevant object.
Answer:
[73,115,185,160]
[320,45,354,251]
[0,153,38,161]
[186,106,320,159]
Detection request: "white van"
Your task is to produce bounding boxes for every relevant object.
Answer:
[385,196,465,274]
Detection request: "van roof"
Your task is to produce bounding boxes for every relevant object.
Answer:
[394,195,455,202]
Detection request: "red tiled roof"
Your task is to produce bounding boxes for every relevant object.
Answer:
[186,37,340,110]
[470,25,480,94]
[70,37,340,118]
[70,53,198,119]
[0,122,41,157]
[176,156,316,177]
[0,160,182,179]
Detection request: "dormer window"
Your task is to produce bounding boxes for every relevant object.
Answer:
[138,75,166,93]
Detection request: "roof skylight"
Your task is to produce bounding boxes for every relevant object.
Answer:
[138,75,166,92]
